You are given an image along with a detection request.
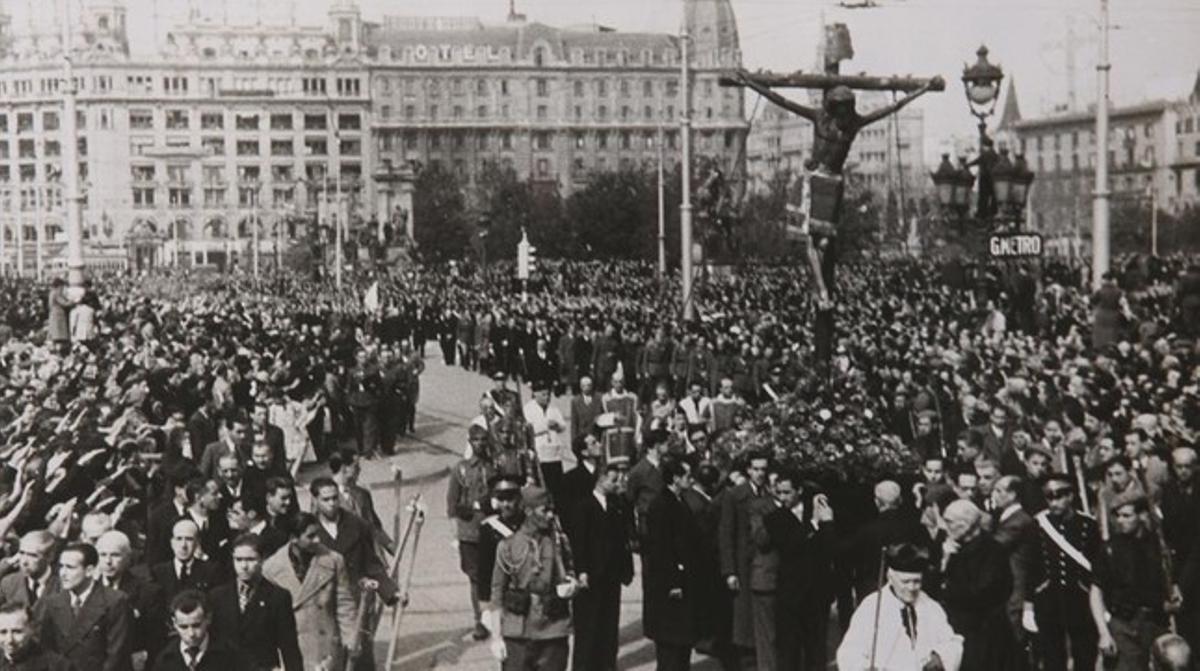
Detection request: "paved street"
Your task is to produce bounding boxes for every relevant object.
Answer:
[343,351,722,670]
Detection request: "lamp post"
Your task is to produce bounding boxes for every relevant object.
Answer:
[931,46,1036,248]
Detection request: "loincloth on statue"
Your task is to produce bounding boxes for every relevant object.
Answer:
[785,170,843,241]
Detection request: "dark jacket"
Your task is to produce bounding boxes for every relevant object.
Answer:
[837,507,928,600]
[208,579,303,671]
[763,507,835,610]
[149,559,221,602]
[313,511,397,603]
[937,533,1019,671]
[0,641,76,671]
[149,639,253,671]
[642,487,701,646]
[106,571,168,660]
[37,584,133,671]
[569,493,634,589]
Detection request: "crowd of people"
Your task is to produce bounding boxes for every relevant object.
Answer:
[1,252,1200,671]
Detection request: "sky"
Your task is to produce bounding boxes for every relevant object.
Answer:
[17,0,1200,160]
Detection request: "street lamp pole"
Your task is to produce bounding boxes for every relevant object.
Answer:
[251,188,260,281]
[1092,0,1112,287]
[657,123,666,280]
[60,0,84,288]
[679,9,695,321]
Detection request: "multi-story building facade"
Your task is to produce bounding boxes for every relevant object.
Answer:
[0,0,745,273]
[1005,74,1200,245]
[369,0,746,216]
[746,90,926,202]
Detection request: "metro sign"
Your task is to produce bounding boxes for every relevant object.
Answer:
[989,233,1043,259]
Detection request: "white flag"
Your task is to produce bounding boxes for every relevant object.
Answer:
[363,281,380,312]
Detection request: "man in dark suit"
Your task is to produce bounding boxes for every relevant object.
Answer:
[198,416,252,481]
[37,543,132,671]
[559,434,602,532]
[227,495,289,559]
[570,377,603,443]
[152,590,252,671]
[208,535,302,671]
[330,451,393,554]
[183,478,233,566]
[991,475,1035,652]
[764,473,836,671]
[150,520,221,602]
[309,478,397,606]
[569,461,634,671]
[0,531,60,613]
[0,603,74,671]
[145,467,195,566]
[718,451,772,664]
[250,405,287,474]
[187,400,220,465]
[644,459,702,671]
[837,480,928,603]
[215,454,246,515]
[95,531,168,664]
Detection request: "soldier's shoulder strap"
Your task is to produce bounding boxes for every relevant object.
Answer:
[482,515,514,539]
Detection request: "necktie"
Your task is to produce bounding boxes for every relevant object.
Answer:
[70,593,83,615]
[238,582,251,612]
[181,562,191,582]
[185,646,201,671]
[901,604,919,644]
[28,580,39,604]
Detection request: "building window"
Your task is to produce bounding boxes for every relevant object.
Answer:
[131,165,155,182]
[201,112,223,129]
[203,189,225,207]
[272,165,294,182]
[597,80,608,96]
[574,81,584,97]
[166,110,189,130]
[304,138,327,155]
[336,78,361,96]
[537,158,549,177]
[168,188,191,208]
[302,78,327,95]
[501,132,512,150]
[132,187,155,207]
[643,80,653,97]
[340,163,361,180]
[598,132,608,149]
[536,79,548,97]
[644,106,653,120]
[619,80,630,97]
[405,105,415,120]
[270,139,294,156]
[380,105,391,120]
[304,113,327,130]
[0,114,7,133]
[202,137,225,156]
[598,105,608,121]
[129,110,153,130]
[454,133,465,149]
[477,105,488,118]
[18,140,35,159]
[237,166,261,183]
[270,113,293,130]
[621,131,631,149]
[43,141,60,157]
[337,113,361,130]
[404,133,417,150]
[453,106,463,119]
[476,79,488,95]
[534,133,551,150]
[476,133,488,150]
[236,140,260,156]
[537,106,547,120]
[235,114,260,131]
[430,133,441,150]
[42,112,59,131]
[202,166,223,185]
[339,138,361,155]
[574,133,585,149]
[500,80,509,96]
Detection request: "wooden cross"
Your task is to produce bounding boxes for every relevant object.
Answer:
[718,70,945,94]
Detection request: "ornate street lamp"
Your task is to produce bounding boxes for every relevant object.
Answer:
[962,45,1004,128]
[991,148,1014,209]
[1009,153,1035,213]
[931,154,959,211]
[953,158,976,211]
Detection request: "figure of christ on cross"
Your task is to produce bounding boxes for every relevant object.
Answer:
[724,70,944,310]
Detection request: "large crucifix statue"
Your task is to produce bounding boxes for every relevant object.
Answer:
[721,26,944,313]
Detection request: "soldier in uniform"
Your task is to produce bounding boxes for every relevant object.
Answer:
[486,487,577,671]
[1024,473,1102,671]
[1091,491,1180,671]
[638,326,674,404]
[345,350,382,457]
[477,475,526,617]
[447,425,499,640]
[600,372,640,464]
